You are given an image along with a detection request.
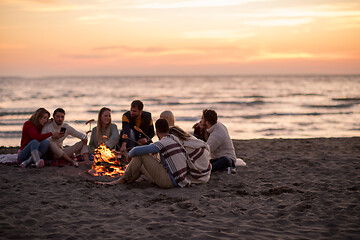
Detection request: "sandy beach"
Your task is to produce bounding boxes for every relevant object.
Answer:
[0,137,359,239]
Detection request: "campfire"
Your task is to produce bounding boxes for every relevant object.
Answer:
[88,143,127,177]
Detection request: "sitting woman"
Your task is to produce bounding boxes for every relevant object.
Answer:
[89,107,120,157]
[169,125,212,184]
[18,108,62,168]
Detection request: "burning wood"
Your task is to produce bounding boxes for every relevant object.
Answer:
[88,143,127,177]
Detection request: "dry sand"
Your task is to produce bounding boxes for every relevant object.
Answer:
[0,137,359,239]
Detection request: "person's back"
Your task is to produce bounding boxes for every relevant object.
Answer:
[153,134,191,187]
[183,136,212,183]
[206,122,236,163]
[169,125,211,183]
[200,109,236,172]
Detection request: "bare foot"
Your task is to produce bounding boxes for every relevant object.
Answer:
[94,177,125,186]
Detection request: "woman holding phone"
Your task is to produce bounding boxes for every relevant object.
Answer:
[18,108,63,168]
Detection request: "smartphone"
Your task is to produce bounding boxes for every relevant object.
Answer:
[60,127,66,133]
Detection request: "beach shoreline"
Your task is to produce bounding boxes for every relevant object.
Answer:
[1,137,359,239]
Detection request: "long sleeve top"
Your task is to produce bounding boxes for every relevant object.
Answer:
[206,122,237,163]
[128,135,191,187]
[89,123,119,151]
[42,121,86,149]
[121,111,155,144]
[20,120,52,150]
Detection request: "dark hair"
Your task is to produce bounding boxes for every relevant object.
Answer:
[131,100,144,111]
[155,118,169,134]
[29,108,50,126]
[202,109,217,126]
[53,108,65,116]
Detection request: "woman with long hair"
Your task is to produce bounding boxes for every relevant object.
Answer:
[89,107,119,153]
[18,108,62,168]
[169,125,212,184]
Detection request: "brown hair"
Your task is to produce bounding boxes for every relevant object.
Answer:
[96,107,112,145]
[169,126,190,141]
[29,108,50,126]
[202,109,217,126]
[131,100,144,111]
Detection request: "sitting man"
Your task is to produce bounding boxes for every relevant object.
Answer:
[119,100,155,154]
[42,108,89,166]
[200,109,237,172]
[98,119,191,188]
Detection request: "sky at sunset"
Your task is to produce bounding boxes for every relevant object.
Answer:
[0,0,359,76]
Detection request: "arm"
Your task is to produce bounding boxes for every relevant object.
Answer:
[128,144,159,157]
[147,118,155,140]
[89,127,97,151]
[105,124,120,149]
[120,114,131,152]
[121,114,131,143]
[25,122,52,141]
[67,124,86,140]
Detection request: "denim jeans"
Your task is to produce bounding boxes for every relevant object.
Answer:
[210,156,234,172]
[18,139,50,162]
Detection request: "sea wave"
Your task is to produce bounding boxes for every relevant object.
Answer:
[332,97,360,101]
[302,103,356,109]
[0,131,22,138]
[0,110,34,117]
[241,111,353,119]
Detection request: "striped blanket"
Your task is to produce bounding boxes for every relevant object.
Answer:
[153,134,191,188]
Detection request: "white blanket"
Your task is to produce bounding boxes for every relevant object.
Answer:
[0,154,18,164]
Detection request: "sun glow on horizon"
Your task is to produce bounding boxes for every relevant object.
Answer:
[0,0,359,76]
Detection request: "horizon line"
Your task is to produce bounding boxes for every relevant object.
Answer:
[1,73,360,78]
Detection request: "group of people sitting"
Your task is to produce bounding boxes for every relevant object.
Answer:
[18,100,242,188]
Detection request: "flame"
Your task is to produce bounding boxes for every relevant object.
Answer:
[88,143,127,177]
[122,134,128,139]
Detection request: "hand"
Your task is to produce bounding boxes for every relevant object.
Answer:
[137,138,147,145]
[120,143,127,154]
[52,131,64,139]
[81,137,88,145]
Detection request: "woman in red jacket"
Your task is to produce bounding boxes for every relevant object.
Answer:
[18,108,58,168]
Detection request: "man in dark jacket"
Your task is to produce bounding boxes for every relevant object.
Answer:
[119,100,155,154]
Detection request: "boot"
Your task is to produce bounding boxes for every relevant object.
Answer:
[31,149,44,168]
[20,156,34,168]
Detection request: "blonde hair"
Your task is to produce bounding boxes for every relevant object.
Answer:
[96,107,112,145]
[29,108,50,127]
[169,126,191,141]
[160,110,175,127]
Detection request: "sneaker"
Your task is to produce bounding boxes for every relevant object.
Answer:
[36,159,45,168]
[20,162,26,168]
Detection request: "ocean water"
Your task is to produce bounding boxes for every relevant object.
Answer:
[0,75,359,147]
